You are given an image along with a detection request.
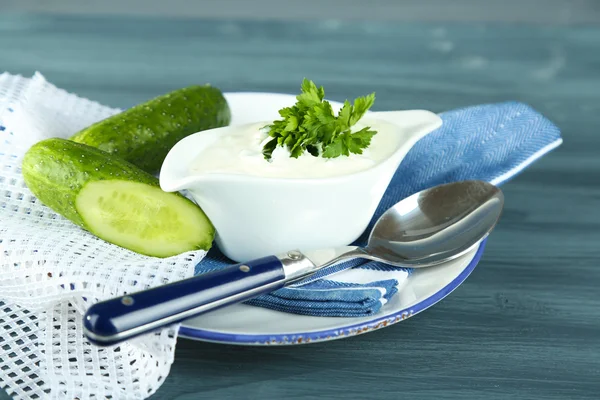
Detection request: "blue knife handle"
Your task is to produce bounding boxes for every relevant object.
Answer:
[83,255,286,346]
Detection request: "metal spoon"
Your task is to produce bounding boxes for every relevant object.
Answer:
[300,179,504,273]
[83,180,503,346]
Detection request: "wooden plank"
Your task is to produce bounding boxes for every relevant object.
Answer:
[2,0,600,24]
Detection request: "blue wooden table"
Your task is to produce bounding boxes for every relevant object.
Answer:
[1,12,599,400]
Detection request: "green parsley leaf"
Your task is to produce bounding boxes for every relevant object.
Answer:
[322,134,349,158]
[337,100,352,131]
[297,79,324,107]
[262,78,376,160]
[321,128,377,158]
[350,93,376,126]
[345,127,377,155]
[262,138,278,160]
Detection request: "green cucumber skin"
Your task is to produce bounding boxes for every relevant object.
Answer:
[21,138,213,238]
[70,85,231,173]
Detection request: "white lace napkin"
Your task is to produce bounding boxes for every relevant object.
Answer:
[0,72,207,400]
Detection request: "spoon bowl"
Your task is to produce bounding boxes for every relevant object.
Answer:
[298,180,504,274]
[364,180,504,267]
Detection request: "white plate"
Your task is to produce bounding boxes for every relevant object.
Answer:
[178,92,486,345]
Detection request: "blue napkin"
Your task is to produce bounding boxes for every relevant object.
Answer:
[195,101,562,317]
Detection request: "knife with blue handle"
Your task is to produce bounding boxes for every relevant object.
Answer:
[83,250,328,346]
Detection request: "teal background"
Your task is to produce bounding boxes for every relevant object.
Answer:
[1,2,599,399]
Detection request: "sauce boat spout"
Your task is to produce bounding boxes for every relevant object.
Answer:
[369,110,442,149]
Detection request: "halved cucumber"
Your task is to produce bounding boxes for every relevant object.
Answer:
[22,138,214,258]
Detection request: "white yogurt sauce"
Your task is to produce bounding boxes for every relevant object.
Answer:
[189,118,403,179]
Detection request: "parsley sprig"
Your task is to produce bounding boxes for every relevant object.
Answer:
[262,79,377,160]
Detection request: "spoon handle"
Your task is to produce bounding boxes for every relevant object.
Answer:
[83,252,314,346]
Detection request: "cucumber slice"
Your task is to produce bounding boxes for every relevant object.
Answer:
[22,138,214,258]
[70,84,231,174]
[76,180,213,257]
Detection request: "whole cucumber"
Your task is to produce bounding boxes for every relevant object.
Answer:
[22,138,215,258]
[70,84,231,174]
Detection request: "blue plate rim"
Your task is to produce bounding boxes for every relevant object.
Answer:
[177,238,487,345]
